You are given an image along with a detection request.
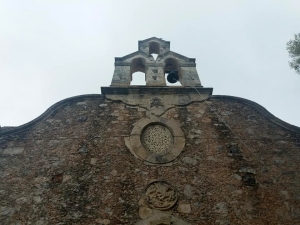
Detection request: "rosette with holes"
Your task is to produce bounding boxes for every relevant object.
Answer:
[125,117,186,164]
[142,124,173,154]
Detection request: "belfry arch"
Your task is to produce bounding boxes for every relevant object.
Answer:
[130,58,146,75]
[149,41,161,55]
[130,58,146,85]
[164,58,182,85]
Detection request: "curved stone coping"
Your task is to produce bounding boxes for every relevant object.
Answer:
[210,95,300,134]
[2,93,298,137]
[0,94,104,136]
[126,117,186,164]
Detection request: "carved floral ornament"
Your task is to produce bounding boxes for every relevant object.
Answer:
[145,181,178,210]
[125,117,185,164]
[135,180,191,225]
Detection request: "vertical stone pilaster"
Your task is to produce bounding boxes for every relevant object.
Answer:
[145,66,166,86]
[181,67,202,87]
[111,65,131,86]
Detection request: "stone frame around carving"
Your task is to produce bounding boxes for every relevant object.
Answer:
[125,117,185,164]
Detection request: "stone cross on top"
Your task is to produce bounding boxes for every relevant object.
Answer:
[111,37,202,87]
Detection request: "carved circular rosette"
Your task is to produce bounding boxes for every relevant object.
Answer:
[141,124,173,154]
[126,117,185,164]
[144,181,178,210]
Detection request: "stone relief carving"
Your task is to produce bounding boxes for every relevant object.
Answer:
[125,117,185,164]
[135,180,191,225]
[145,181,178,210]
[142,124,173,154]
[150,97,164,108]
[148,96,166,115]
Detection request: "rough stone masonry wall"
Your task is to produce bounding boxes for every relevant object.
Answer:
[0,95,300,224]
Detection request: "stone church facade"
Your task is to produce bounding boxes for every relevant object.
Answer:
[1,37,300,224]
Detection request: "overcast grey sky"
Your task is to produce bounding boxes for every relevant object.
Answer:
[1,0,300,127]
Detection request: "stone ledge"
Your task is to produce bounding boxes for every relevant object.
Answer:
[102,86,212,95]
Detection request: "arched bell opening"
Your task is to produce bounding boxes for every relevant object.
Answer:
[164,58,182,86]
[149,42,160,61]
[130,58,146,85]
[149,41,160,55]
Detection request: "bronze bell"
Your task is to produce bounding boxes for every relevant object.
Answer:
[167,70,179,83]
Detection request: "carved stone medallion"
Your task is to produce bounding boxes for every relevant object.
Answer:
[145,181,178,210]
[142,124,173,154]
[125,117,185,164]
